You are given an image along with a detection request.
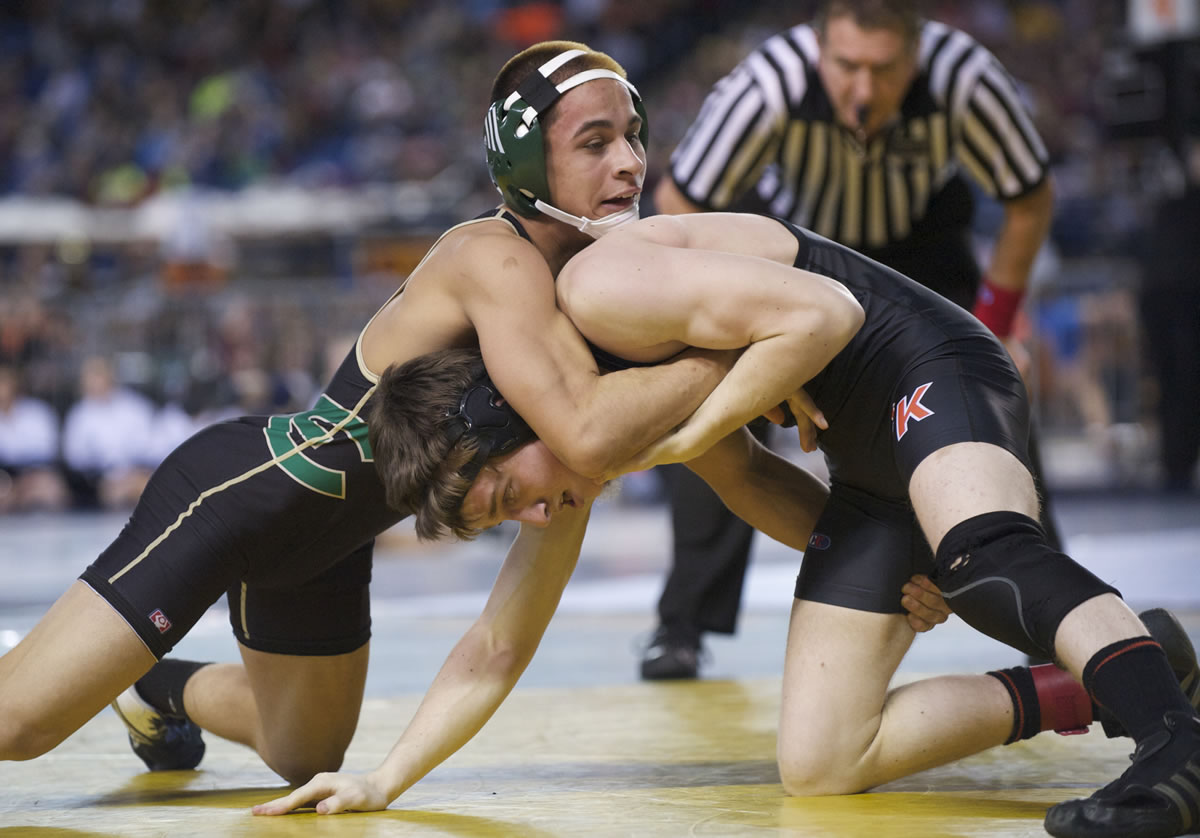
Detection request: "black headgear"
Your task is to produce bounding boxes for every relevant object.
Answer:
[444,362,535,483]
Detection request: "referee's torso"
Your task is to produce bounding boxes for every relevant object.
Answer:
[667,20,1049,301]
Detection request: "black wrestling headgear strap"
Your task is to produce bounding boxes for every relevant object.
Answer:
[444,362,536,483]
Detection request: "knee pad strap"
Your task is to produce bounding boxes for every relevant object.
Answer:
[933,511,1120,660]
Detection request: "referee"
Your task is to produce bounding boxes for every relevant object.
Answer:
[642,0,1059,679]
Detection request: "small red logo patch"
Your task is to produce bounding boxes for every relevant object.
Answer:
[893,382,935,440]
[149,609,172,634]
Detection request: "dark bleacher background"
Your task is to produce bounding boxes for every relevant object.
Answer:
[1,0,1198,512]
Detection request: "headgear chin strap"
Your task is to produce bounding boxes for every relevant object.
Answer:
[532,196,641,239]
[485,47,648,235]
[443,363,536,484]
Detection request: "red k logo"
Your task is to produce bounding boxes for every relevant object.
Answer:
[894,382,934,440]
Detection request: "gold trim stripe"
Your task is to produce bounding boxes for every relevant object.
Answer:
[107,385,377,584]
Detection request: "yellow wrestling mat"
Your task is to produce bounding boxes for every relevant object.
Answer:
[0,677,1132,837]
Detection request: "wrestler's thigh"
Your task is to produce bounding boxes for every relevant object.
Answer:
[909,441,1039,552]
[0,580,155,757]
[778,599,913,784]
[238,641,369,772]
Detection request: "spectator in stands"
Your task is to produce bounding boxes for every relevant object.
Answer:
[61,355,156,509]
[0,364,69,513]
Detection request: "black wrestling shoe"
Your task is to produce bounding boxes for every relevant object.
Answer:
[1098,609,1200,738]
[1045,710,1200,838]
[640,625,704,681]
[111,686,206,771]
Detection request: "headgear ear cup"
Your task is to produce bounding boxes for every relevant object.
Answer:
[443,362,536,483]
[484,50,649,219]
[485,98,551,218]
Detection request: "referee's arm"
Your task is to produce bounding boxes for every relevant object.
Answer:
[956,47,1055,338]
[654,177,706,215]
[989,177,1053,299]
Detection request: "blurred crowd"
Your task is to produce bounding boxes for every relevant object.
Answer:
[0,0,762,202]
[1,0,1197,512]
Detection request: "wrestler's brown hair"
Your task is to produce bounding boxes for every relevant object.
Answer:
[369,348,489,542]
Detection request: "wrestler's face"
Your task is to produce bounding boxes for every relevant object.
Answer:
[817,15,918,141]
[461,441,605,529]
[542,79,644,222]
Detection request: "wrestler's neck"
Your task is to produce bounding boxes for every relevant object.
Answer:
[523,213,598,278]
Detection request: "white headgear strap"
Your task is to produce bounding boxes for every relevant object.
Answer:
[501,49,643,237]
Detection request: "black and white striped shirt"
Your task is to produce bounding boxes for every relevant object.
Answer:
[667,20,1049,250]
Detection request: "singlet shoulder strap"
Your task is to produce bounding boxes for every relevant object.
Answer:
[771,216,813,268]
[472,207,534,244]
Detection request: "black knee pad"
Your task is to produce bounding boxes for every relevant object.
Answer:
[932,511,1121,661]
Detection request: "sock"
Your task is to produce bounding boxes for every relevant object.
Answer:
[988,664,1093,743]
[1084,637,1195,743]
[134,659,211,721]
[988,667,1040,743]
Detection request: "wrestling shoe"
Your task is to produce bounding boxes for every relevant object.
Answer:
[111,685,205,771]
[1098,609,1200,738]
[640,625,704,681]
[1045,709,1200,838]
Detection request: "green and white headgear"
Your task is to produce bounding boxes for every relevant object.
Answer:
[484,48,649,238]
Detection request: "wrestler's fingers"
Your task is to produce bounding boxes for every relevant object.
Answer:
[901,575,951,629]
[793,413,818,453]
[906,611,936,633]
[253,785,324,816]
[786,389,828,430]
[906,574,948,606]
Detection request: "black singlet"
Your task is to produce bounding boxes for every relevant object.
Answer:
[780,219,1031,612]
[80,341,402,658]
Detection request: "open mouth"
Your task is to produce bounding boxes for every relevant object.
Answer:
[600,193,638,211]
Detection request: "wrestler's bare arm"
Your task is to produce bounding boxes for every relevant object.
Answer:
[686,427,828,552]
[687,429,951,631]
[558,215,863,466]
[456,231,731,478]
[254,505,592,815]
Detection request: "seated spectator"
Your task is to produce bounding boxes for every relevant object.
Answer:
[144,400,200,468]
[0,364,69,513]
[61,356,156,510]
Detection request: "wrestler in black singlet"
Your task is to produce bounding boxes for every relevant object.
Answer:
[780,219,1032,613]
[81,209,533,659]
[584,218,1032,615]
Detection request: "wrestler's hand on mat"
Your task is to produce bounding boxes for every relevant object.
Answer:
[901,574,951,633]
[252,771,392,815]
[763,388,827,452]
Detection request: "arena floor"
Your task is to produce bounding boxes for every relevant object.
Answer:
[1,485,1197,836]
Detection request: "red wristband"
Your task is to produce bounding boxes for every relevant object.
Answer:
[973,277,1024,338]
